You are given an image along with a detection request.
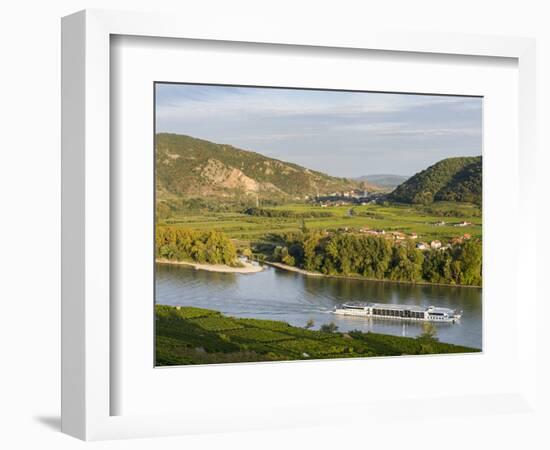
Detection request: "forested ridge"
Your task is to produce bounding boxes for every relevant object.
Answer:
[388,156,482,205]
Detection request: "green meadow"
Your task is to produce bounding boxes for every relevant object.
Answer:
[159,200,481,247]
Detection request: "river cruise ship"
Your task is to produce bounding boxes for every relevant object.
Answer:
[333,302,462,323]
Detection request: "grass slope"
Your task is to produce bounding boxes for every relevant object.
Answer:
[155,305,479,366]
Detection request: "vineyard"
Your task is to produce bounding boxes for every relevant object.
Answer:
[155,305,479,366]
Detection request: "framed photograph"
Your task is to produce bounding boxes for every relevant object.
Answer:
[62,9,538,441]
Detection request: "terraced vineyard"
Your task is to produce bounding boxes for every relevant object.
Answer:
[155,305,479,366]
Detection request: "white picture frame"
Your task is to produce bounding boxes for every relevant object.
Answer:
[61,9,538,441]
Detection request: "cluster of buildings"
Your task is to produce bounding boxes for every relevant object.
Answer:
[432,220,474,227]
[450,233,472,245]
[314,191,385,207]
[415,241,443,251]
[358,227,418,242]
[357,226,473,252]
[329,189,369,198]
[416,233,472,251]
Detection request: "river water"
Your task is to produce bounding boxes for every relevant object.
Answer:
[156,263,482,349]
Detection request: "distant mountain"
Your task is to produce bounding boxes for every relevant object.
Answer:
[156,133,378,202]
[388,156,482,205]
[355,174,409,189]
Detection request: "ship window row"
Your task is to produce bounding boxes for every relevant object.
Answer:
[371,309,424,319]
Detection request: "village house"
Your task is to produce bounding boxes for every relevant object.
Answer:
[391,231,406,240]
[360,228,420,243]
[450,233,473,245]
[430,240,442,249]
[358,228,386,237]
[416,242,429,250]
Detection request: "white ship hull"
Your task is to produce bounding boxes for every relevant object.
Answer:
[333,303,461,323]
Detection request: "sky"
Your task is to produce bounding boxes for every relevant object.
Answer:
[155,83,482,177]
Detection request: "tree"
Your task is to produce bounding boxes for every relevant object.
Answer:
[280,247,296,266]
[388,241,424,282]
[155,227,238,265]
[418,322,439,342]
[303,232,323,271]
[320,322,339,333]
[418,322,439,354]
[156,202,173,221]
[422,249,453,284]
[304,319,315,329]
[455,240,482,286]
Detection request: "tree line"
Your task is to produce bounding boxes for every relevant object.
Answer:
[269,231,482,286]
[156,227,238,266]
[242,207,334,219]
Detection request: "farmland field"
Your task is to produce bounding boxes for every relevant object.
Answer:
[159,201,482,247]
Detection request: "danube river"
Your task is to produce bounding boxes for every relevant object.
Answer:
[156,263,482,349]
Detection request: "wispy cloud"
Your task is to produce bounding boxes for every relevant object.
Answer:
[155,84,482,177]
[333,122,481,137]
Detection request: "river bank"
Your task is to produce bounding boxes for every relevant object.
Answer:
[261,260,482,289]
[156,258,264,274]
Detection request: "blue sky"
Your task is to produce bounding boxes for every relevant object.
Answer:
[155,83,482,177]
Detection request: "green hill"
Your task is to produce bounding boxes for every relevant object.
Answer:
[388,156,482,205]
[156,133,376,202]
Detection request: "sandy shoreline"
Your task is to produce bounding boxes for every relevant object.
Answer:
[263,261,324,277]
[155,258,265,274]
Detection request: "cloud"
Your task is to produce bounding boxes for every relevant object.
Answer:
[333,121,481,137]
[155,83,482,176]
[156,85,479,121]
